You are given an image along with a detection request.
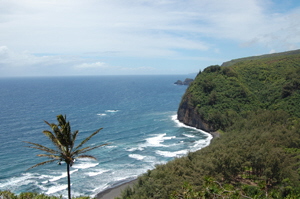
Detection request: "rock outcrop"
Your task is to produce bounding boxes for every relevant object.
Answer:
[174,80,183,85]
[177,93,214,133]
[174,78,193,85]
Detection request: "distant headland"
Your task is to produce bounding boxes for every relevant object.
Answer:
[174,78,193,85]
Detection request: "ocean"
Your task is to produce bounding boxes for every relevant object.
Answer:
[0,75,212,198]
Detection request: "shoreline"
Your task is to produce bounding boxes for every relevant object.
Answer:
[95,133,219,199]
[95,179,138,199]
[95,121,219,199]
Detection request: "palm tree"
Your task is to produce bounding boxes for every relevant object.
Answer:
[24,114,108,199]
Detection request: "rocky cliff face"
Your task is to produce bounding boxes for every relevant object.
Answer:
[177,93,213,132]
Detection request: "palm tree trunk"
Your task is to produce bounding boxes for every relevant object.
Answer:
[67,163,71,199]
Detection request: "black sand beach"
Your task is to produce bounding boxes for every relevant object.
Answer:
[95,131,218,199]
[96,179,137,199]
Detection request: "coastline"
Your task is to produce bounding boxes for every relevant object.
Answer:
[95,117,219,199]
[95,131,219,199]
[95,179,137,199]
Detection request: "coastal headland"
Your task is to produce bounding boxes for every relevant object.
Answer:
[118,49,300,198]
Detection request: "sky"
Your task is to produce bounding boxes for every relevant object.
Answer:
[0,0,300,77]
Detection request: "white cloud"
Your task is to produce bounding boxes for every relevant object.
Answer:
[0,46,161,76]
[4,0,298,55]
[75,62,107,69]
[0,46,79,76]
[0,46,68,66]
[0,0,300,76]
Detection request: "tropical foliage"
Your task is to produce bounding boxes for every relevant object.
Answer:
[119,51,300,198]
[23,115,107,199]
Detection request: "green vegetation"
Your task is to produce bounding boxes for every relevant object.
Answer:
[23,115,108,199]
[120,51,300,198]
[221,49,300,67]
[187,53,300,131]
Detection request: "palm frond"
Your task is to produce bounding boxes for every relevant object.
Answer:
[43,130,62,149]
[55,115,74,150]
[43,120,51,127]
[73,143,109,156]
[37,154,61,159]
[75,128,103,150]
[26,159,57,170]
[71,130,79,150]
[76,155,97,160]
[23,141,59,154]
[57,114,67,128]
[44,120,59,131]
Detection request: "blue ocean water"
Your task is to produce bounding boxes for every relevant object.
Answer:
[0,75,212,198]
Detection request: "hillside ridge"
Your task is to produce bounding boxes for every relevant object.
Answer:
[221,49,300,67]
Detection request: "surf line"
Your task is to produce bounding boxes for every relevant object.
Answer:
[171,114,213,150]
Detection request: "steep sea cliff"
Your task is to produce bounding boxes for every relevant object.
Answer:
[177,93,210,131]
[177,49,300,137]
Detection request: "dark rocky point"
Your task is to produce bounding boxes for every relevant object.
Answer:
[174,78,193,85]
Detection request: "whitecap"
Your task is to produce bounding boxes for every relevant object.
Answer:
[72,162,99,169]
[46,184,68,195]
[47,169,78,182]
[190,139,210,152]
[106,145,117,149]
[0,173,36,188]
[155,149,189,158]
[128,154,146,160]
[87,169,109,177]
[143,133,176,148]
[97,113,107,116]
[172,114,213,150]
[182,133,195,138]
[142,156,157,163]
[105,110,119,113]
[126,147,144,152]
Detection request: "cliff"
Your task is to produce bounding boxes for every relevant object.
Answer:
[177,93,212,132]
[177,49,300,133]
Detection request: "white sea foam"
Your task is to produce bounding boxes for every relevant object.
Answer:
[106,145,117,149]
[182,133,195,138]
[105,110,119,113]
[142,156,157,164]
[46,184,68,195]
[143,133,176,148]
[87,169,109,177]
[155,149,189,157]
[128,154,146,160]
[72,162,99,169]
[0,173,35,188]
[190,139,210,152]
[97,113,107,116]
[126,147,144,152]
[171,114,213,150]
[48,169,78,182]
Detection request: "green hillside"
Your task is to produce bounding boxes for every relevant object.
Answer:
[120,50,300,199]
[221,49,300,67]
[185,52,300,131]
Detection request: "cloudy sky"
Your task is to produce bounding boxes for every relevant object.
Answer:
[1,0,300,77]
